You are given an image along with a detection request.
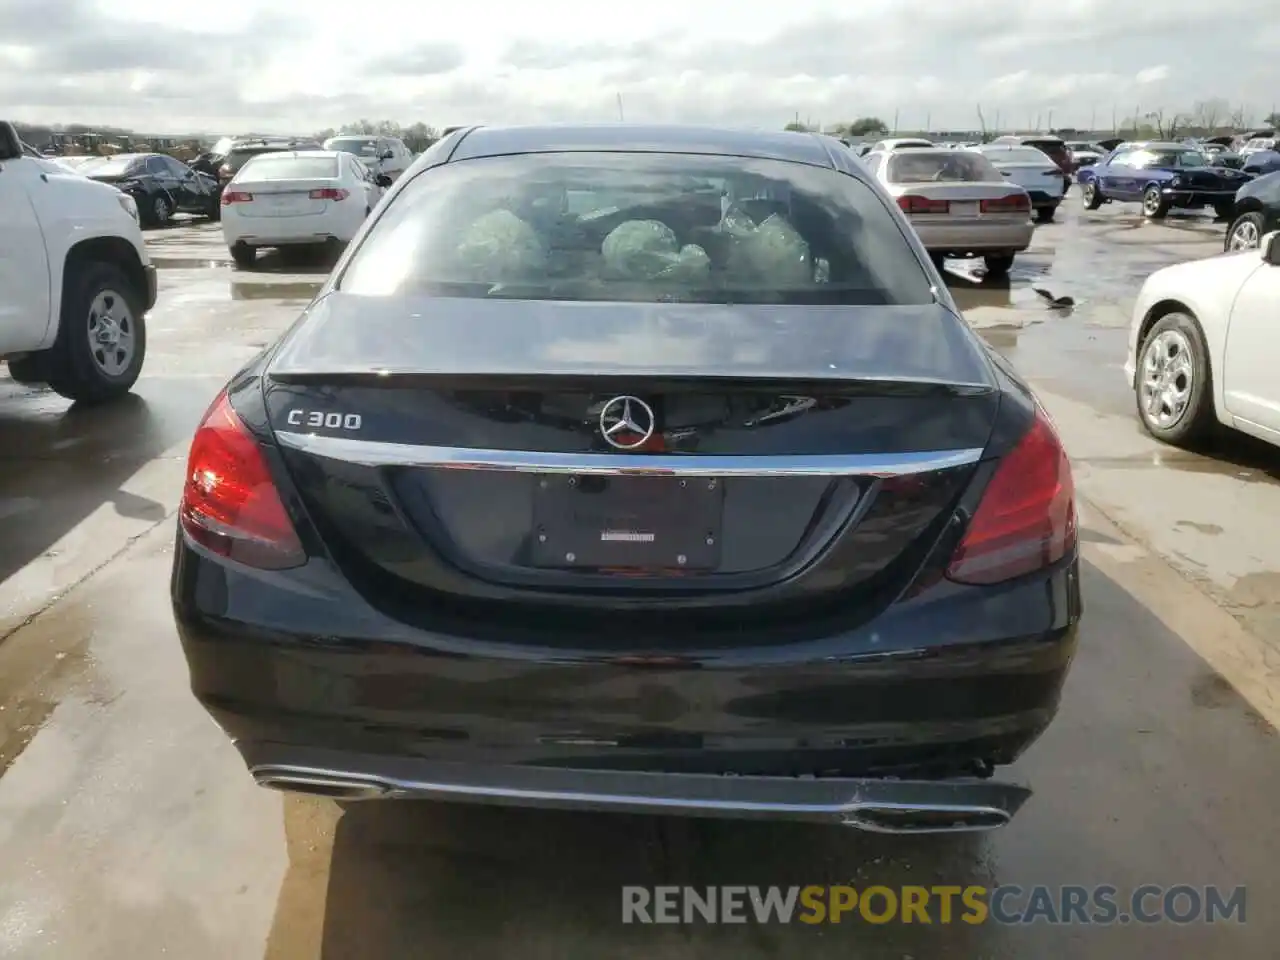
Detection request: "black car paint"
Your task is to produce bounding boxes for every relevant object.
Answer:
[171,125,1081,820]
[1226,171,1280,244]
[85,153,218,223]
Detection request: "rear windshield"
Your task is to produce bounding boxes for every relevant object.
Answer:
[339,152,934,306]
[82,156,141,177]
[237,155,339,180]
[327,138,379,157]
[986,147,1055,165]
[887,152,1001,183]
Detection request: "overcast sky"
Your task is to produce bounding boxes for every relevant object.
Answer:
[2,0,1276,134]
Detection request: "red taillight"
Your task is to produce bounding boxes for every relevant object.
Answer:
[898,195,949,215]
[309,187,349,201]
[946,408,1076,585]
[221,190,253,205]
[179,392,305,570]
[981,194,1031,214]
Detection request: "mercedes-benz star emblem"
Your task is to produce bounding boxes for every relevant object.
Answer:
[599,395,656,450]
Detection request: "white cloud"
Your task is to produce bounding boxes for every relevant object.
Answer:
[2,0,1273,134]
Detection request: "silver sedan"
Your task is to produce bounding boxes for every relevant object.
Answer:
[862,148,1035,276]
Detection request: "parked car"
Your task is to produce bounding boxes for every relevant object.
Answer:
[1242,149,1280,177]
[865,137,934,152]
[221,150,391,268]
[862,147,1033,275]
[1077,142,1252,219]
[1065,141,1106,169]
[989,135,1073,188]
[1238,135,1278,158]
[215,138,324,195]
[323,135,413,182]
[1126,226,1280,447]
[0,121,156,403]
[172,123,1082,833]
[1223,170,1280,252]
[79,152,220,225]
[968,144,1066,222]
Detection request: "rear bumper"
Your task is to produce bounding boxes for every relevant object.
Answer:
[915,220,1034,255]
[245,743,1032,831]
[172,530,1082,820]
[222,211,357,247]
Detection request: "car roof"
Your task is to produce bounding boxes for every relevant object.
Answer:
[447,123,846,170]
[1124,141,1194,151]
[243,149,342,160]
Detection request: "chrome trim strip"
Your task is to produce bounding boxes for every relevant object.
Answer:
[274,431,984,477]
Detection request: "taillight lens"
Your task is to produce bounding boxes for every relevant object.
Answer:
[946,408,1076,585]
[179,392,305,570]
[898,195,949,215]
[981,194,1031,214]
[221,190,253,205]
[309,187,349,200]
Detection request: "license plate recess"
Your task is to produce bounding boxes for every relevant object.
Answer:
[530,474,724,570]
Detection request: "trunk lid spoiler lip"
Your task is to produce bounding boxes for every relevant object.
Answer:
[273,431,984,478]
[263,369,995,397]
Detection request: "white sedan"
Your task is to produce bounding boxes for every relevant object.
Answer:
[220,150,390,268]
[862,148,1033,276]
[1125,233,1280,447]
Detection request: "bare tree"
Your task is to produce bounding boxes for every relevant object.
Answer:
[1229,106,1251,130]
[976,104,988,142]
[1192,98,1228,133]
[1145,109,1187,139]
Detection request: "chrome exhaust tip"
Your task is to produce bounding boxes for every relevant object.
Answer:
[252,768,390,801]
[841,803,1012,834]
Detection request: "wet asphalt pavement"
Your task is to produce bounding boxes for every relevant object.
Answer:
[1,197,1279,958]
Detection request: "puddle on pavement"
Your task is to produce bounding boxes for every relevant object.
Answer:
[1082,447,1280,483]
[1190,671,1274,734]
[231,280,323,302]
[0,600,102,776]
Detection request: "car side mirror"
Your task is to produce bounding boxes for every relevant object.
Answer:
[1263,231,1280,265]
[380,150,394,160]
[375,173,392,187]
[0,121,23,161]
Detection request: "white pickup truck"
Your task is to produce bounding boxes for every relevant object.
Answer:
[1,121,157,403]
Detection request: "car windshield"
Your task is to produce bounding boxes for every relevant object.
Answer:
[327,138,379,157]
[887,152,1002,183]
[1137,150,1207,168]
[237,155,340,180]
[339,152,934,306]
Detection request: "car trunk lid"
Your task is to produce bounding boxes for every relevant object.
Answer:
[262,294,1000,637]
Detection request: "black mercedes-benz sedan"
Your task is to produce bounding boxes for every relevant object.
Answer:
[171,124,1082,834]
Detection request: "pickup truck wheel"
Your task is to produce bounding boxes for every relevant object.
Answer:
[1035,204,1058,223]
[44,262,146,404]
